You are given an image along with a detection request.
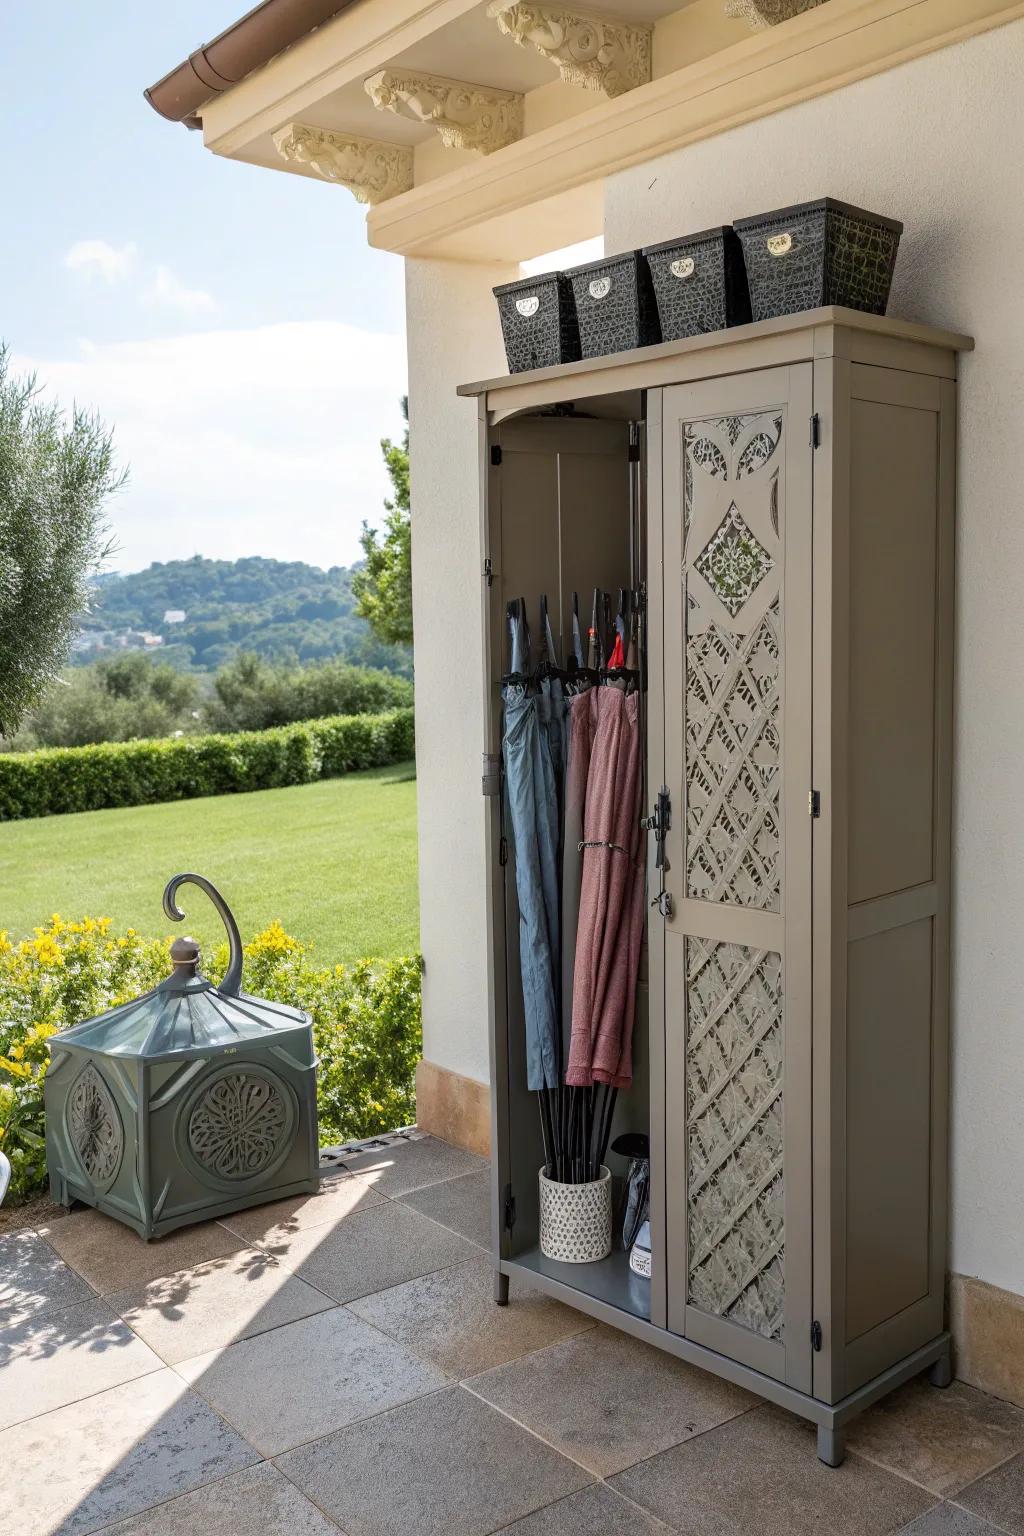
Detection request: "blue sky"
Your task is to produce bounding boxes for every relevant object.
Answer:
[1,4,408,573]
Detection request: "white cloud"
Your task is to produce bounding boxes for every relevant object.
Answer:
[64,239,138,284]
[144,265,217,317]
[12,321,407,574]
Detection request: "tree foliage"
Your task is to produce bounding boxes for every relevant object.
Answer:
[3,651,414,752]
[10,652,200,750]
[0,346,123,735]
[353,397,413,647]
[205,652,413,734]
[78,554,412,674]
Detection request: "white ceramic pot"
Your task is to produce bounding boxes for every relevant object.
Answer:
[539,1165,612,1263]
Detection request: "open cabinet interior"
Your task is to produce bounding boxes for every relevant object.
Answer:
[485,397,656,1323]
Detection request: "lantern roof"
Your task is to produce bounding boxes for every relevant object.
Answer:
[53,874,310,1061]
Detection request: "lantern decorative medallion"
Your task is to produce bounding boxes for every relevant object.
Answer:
[45,874,319,1240]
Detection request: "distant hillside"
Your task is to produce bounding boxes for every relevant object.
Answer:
[75,556,412,675]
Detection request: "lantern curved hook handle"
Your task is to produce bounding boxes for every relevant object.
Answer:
[162,873,244,997]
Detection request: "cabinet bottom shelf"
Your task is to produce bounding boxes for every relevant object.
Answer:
[507,1243,651,1322]
[498,1245,951,1460]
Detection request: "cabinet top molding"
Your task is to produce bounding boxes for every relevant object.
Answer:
[365,69,524,154]
[458,307,974,412]
[487,1,653,97]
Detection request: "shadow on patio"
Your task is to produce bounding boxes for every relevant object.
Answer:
[1,1134,1023,1535]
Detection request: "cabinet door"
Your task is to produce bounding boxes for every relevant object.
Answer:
[657,366,813,1391]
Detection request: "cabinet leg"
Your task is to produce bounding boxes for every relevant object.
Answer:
[493,1268,510,1307]
[928,1347,953,1389]
[817,1425,845,1468]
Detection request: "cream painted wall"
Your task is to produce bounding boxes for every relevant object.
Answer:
[406,256,516,1086]
[405,21,1024,1299]
[603,22,1024,1297]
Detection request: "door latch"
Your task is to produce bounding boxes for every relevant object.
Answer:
[811,1320,823,1352]
[643,786,673,917]
[808,789,821,818]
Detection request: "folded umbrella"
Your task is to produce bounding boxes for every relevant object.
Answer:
[566,682,645,1091]
[501,601,561,1096]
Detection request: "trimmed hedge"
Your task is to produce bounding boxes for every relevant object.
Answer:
[0,708,415,820]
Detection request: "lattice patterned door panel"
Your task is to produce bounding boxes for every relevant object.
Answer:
[659,367,813,1390]
[686,936,784,1341]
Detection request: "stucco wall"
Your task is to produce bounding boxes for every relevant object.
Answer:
[406,256,516,1087]
[604,20,1024,1300]
[404,21,1024,1299]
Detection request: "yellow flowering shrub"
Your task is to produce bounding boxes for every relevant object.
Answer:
[0,916,422,1203]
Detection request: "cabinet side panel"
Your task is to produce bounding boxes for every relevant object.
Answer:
[845,918,933,1342]
[833,362,951,1396]
[847,396,938,904]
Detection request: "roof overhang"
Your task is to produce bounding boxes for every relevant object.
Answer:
[146,0,1024,261]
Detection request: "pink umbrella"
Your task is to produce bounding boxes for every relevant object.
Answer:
[566,683,645,1091]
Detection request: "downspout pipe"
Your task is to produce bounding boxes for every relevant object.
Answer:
[144,0,355,127]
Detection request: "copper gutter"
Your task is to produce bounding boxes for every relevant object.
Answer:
[144,0,356,127]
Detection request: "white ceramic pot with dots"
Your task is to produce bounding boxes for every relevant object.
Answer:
[538,1165,612,1263]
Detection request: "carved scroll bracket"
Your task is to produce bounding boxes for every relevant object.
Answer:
[725,0,827,28]
[487,2,652,98]
[365,69,524,155]
[272,123,413,204]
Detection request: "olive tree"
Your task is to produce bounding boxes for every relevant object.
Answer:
[0,346,123,736]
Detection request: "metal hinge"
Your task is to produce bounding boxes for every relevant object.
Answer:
[483,557,494,587]
[811,1320,823,1352]
[808,789,821,818]
[482,753,500,797]
[499,835,508,867]
[810,413,821,448]
[503,1184,516,1230]
[490,443,503,467]
[627,440,641,463]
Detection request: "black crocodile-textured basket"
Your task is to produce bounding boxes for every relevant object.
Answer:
[643,226,751,340]
[566,250,661,359]
[734,199,903,321]
[494,271,581,374]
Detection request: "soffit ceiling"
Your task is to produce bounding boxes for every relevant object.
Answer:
[215,0,703,159]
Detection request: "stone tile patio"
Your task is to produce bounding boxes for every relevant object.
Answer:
[1,1133,1022,1536]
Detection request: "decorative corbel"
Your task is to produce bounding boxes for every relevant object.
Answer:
[364,69,524,155]
[271,123,413,204]
[724,0,826,27]
[487,2,651,98]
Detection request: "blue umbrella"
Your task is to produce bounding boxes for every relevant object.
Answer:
[501,600,561,1098]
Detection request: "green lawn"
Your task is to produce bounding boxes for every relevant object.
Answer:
[0,764,419,966]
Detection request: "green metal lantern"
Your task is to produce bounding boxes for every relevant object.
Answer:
[45,873,319,1240]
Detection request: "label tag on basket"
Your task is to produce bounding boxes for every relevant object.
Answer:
[515,295,540,317]
[669,256,695,279]
[588,276,612,300]
[767,232,794,257]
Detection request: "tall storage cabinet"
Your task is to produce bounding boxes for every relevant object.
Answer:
[461,308,971,1463]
